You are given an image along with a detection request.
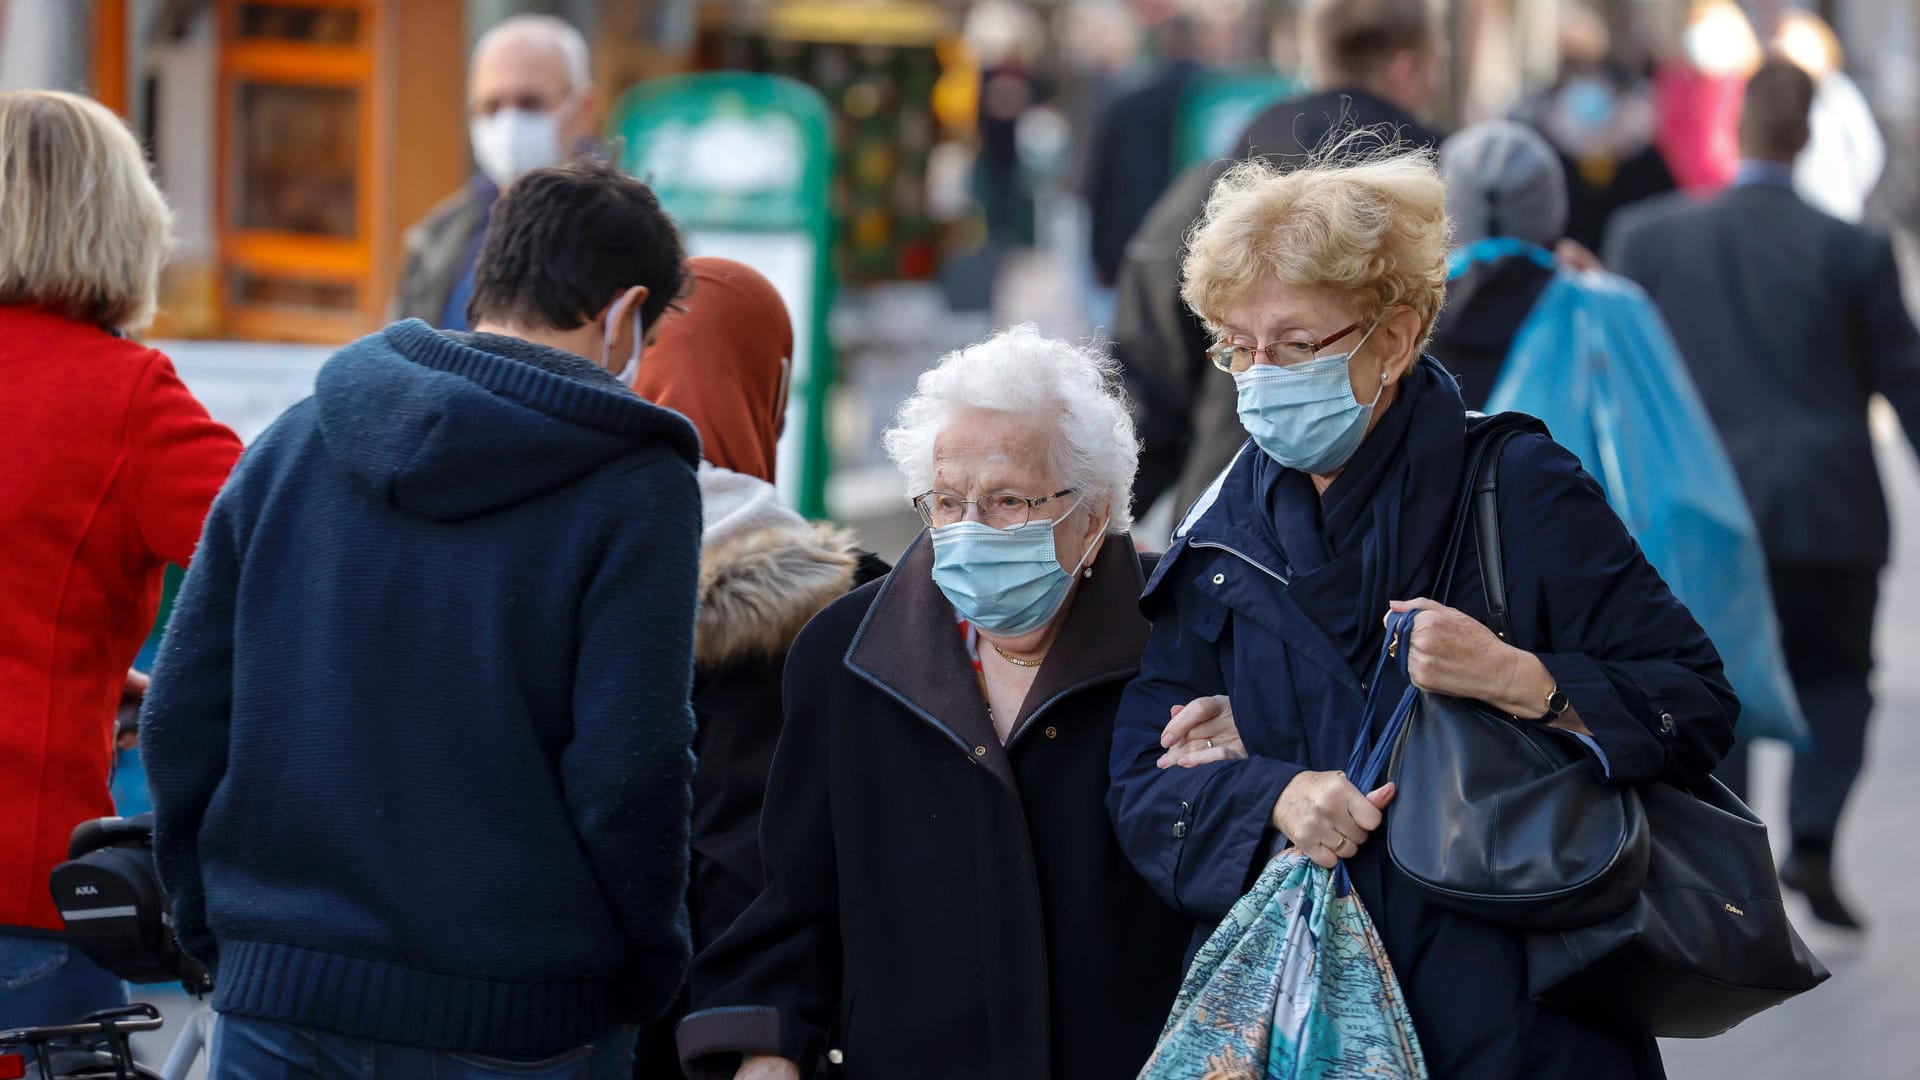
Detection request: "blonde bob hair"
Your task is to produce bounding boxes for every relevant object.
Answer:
[0,91,173,332]
[1181,147,1451,347]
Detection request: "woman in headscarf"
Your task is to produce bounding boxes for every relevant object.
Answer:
[634,256,887,953]
[630,257,888,1077]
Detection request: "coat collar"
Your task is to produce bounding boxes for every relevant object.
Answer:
[845,532,1148,789]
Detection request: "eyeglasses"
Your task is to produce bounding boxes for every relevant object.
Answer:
[1208,320,1366,374]
[912,488,1076,530]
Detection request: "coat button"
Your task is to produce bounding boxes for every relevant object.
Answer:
[1212,573,1226,585]
[828,1049,844,1065]
[1044,726,1058,739]
[974,745,988,756]
[1172,821,1188,838]
[1659,712,1675,735]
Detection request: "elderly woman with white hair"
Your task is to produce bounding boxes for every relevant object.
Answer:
[1107,151,1737,1078]
[679,326,1189,1080]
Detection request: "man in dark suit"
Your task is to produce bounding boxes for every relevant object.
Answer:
[1608,59,1920,929]
[1112,0,1442,521]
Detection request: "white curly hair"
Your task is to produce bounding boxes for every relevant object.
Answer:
[882,324,1140,532]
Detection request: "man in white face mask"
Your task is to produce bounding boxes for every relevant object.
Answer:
[392,14,599,331]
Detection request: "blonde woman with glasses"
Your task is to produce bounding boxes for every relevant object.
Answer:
[1106,149,1738,1078]
[0,90,239,1026]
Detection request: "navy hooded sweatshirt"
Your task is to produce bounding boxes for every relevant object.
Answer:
[141,319,703,1058]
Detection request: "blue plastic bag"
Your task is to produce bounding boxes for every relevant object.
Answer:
[1472,240,1808,748]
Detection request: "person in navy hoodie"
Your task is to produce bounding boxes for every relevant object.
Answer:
[141,157,701,1080]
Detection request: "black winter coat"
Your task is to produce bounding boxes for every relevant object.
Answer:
[679,535,1190,1080]
[635,511,885,1079]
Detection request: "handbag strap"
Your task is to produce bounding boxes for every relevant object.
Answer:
[1335,607,1420,895]
[1468,428,1519,642]
[1331,420,1529,894]
[1430,420,1529,612]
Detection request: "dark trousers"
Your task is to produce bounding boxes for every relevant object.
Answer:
[1717,565,1880,847]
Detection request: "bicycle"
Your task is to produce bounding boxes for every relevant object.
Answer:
[1,816,214,1080]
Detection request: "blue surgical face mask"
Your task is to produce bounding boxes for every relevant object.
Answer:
[1555,77,1617,135]
[1232,320,1386,474]
[929,501,1103,636]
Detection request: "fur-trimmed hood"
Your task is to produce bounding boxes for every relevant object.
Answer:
[696,465,860,668]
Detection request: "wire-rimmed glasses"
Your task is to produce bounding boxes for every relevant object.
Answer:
[912,488,1076,530]
[1207,319,1367,374]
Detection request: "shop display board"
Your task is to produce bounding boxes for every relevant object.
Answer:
[610,73,837,517]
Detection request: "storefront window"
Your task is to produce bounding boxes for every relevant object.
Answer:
[237,4,365,45]
[232,82,359,239]
[228,270,358,313]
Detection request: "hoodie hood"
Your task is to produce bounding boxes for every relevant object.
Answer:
[316,319,700,521]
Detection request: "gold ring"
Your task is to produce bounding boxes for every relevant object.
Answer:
[1204,738,1215,750]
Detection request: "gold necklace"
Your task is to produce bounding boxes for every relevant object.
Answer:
[990,641,1045,668]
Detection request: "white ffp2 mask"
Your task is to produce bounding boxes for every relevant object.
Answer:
[469,107,564,187]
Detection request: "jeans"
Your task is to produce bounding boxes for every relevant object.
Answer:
[0,929,128,1028]
[210,1014,637,1080]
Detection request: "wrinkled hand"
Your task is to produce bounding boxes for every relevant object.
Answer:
[116,669,149,750]
[1157,695,1247,768]
[735,1055,800,1080]
[1386,599,1527,699]
[1271,771,1396,869]
[1387,599,1590,732]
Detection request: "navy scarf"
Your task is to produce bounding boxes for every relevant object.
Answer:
[1260,359,1469,672]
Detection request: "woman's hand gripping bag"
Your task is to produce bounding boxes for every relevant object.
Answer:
[1138,850,1426,1080]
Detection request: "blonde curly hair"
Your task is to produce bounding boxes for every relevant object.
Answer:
[1180,146,1451,347]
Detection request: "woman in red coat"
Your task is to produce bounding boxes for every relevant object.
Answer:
[0,90,241,1024]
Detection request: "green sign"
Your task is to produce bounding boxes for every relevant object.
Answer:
[610,73,838,518]
[1173,69,1305,172]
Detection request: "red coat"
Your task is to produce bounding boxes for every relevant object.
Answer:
[1,305,240,931]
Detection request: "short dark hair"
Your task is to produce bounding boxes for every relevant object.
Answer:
[1738,58,1816,162]
[1303,0,1436,84]
[467,157,687,333]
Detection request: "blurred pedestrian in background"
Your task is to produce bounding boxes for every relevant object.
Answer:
[679,327,1188,1080]
[629,257,888,1075]
[1442,117,1810,761]
[1084,11,1219,296]
[967,0,1052,254]
[1652,0,1760,194]
[1514,4,1675,255]
[1429,120,1569,409]
[142,159,698,1078]
[392,15,599,330]
[1114,0,1441,528]
[0,89,241,1027]
[1774,9,1885,225]
[1608,59,1920,931]
[1108,148,1736,1079]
